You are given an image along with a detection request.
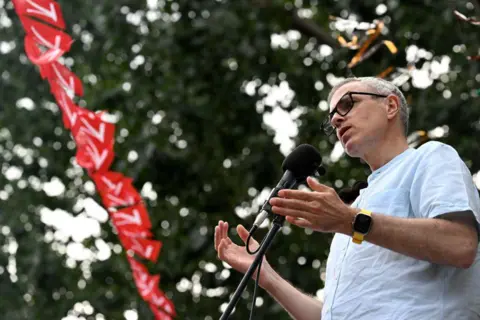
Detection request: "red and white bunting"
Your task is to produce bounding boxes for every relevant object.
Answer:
[13,0,175,317]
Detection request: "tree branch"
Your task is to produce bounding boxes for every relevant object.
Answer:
[291,9,340,49]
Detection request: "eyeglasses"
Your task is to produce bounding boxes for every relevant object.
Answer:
[321,91,388,136]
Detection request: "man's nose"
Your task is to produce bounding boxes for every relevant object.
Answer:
[331,112,344,129]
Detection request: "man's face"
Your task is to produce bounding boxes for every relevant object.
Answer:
[328,82,392,158]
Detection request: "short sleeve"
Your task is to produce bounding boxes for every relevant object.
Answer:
[410,143,480,224]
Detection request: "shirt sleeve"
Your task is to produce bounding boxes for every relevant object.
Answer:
[410,143,480,225]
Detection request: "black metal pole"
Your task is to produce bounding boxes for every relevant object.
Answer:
[220,216,284,319]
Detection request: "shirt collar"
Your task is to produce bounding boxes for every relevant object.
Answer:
[367,147,415,183]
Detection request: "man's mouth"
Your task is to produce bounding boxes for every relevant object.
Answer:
[339,126,351,143]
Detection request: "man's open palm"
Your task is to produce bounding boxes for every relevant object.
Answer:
[214,221,272,288]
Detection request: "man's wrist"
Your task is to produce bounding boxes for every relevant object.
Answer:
[261,266,279,292]
[339,207,357,235]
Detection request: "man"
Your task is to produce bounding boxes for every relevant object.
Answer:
[214,77,480,319]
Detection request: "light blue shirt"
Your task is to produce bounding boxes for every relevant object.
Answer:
[322,141,480,320]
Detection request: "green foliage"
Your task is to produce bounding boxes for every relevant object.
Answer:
[0,0,479,319]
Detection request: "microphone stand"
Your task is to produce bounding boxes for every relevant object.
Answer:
[219,214,285,320]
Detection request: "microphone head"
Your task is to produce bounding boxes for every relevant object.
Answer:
[352,181,368,191]
[282,144,322,178]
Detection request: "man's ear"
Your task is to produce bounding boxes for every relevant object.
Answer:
[386,94,400,120]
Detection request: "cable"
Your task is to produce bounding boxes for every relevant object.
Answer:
[248,250,263,320]
[246,228,261,255]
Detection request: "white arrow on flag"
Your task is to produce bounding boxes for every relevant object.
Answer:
[112,208,143,227]
[26,0,58,23]
[84,137,109,171]
[79,117,106,144]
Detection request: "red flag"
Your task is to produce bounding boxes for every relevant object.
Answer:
[44,61,84,97]
[22,38,55,76]
[150,287,176,317]
[119,234,162,262]
[24,34,64,65]
[149,304,173,320]
[72,110,115,149]
[128,259,160,301]
[20,16,72,50]
[127,256,148,275]
[91,171,142,208]
[75,137,114,173]
[20,17,72,65]
[71,110,115,173]
[13,0,66,29]
[109,203,152,230]
[116,222,152,239]
[136,274,160,301]
[50,81,82,129]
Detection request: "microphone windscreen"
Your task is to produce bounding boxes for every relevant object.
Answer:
[282,144,322,178]
[353,181,368,191]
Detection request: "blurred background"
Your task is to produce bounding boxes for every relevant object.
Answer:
[1,0,479,319]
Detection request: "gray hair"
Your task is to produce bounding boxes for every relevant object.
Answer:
[327,77,409,136]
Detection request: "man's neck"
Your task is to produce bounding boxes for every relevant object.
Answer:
[362,132,409,171]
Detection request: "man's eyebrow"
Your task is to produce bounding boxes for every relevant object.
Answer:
[330,92,350,108]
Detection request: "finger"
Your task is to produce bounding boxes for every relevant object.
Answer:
[237,224,249,243]
[218,221,225,240]
[214,225,219,251]
[269,197,316,213]
[217,239,227,260]
[218,238,234,260]
[306,176,331,192]
[222,221,229,240]
[277,189,319,201]
[286,216,316,229]
[271,205,315,220]
[237,224,259,247]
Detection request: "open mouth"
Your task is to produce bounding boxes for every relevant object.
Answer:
[339,126,351,142]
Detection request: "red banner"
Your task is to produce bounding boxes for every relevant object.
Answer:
[12,1,175,318]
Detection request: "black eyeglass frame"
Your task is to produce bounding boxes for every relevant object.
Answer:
[322,91,388,136]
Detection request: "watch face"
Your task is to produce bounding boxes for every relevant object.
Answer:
[353,214,372,234]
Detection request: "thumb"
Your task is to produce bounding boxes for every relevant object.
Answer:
[237,224,259,246]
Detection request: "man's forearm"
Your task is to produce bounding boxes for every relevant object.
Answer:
[264,269,322,320]
[342,211,478,268]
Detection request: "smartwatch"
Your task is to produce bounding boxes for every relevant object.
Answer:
[352,209,373,244]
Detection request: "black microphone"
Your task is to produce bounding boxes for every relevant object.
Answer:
[251,144,322,230]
